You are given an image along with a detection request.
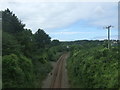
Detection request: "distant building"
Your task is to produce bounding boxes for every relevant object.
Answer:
[66,45,69,49]
[111,40,117,46]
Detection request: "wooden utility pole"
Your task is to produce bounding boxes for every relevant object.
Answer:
[105,25,113,49]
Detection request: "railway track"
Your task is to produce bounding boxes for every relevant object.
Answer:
[50,53,69,88]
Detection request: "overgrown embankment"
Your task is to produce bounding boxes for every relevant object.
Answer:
[2,9,65,88]
[67,44,119,88]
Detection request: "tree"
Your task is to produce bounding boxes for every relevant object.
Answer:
[2,8,25,33]
[51,39,60,46]
[2,32,21,56]
[16,29,35,57]
[34,29,51,48]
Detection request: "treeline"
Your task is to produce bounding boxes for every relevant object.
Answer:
[61,40,118,48]
[2,8,64,88]
[67,42,119,88]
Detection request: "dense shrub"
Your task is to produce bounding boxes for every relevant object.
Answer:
[67,46,119,88]
[2,9,54,88]
[3,54,25,88]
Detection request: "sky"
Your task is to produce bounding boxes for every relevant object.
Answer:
[0,0,119,41]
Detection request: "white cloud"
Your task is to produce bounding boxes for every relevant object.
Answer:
[0,1,118,33]
[51,31,95,35]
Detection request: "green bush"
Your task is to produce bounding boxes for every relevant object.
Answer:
[33,59,52,88]
[67,46,119,88]
[3,54,24,88]
[18,55,34,87]
[3,54,34,88]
